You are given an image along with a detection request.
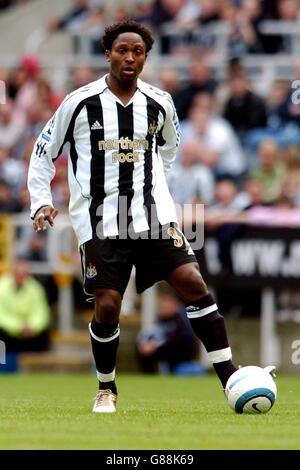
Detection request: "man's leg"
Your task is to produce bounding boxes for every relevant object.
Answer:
[81,237,133,412]
[167,262,237,388]
[89,288,121,397]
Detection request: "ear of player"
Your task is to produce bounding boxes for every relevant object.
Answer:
[225,365,277,414]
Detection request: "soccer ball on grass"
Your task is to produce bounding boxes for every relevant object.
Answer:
[225,365,277,414]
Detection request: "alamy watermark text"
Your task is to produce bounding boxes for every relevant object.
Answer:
[0,80,5,105]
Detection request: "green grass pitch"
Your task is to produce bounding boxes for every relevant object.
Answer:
[0,373,299,450]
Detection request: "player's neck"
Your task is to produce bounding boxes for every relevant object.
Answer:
[106,74,138,106]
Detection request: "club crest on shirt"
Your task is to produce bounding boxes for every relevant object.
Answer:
[86,263,97,279]
[148,120,158,135]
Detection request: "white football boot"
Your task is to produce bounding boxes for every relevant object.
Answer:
[93,389,117,413]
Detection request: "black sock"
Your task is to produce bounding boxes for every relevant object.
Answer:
[89,316,119,395]
[213,361,237,388]
[99,380,117,395]
[186,294,237,387]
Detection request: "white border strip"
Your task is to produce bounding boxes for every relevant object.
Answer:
[97,369,116,382]
[186,304,218,319]
[208,347,232,364]
[89,323,120,343]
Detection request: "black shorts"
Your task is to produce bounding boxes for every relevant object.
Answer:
[80,225,197,297]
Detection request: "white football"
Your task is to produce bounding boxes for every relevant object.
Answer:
[225,365,277,414]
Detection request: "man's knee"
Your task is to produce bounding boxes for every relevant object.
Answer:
[183,266,208,302]
[94,289,121,324]
[168,262,208,302]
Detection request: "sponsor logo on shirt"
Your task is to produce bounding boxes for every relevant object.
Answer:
[98,137,149,163]
[91,120,103,130]
[42,133,50,142]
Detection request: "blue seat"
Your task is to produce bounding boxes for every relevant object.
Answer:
[0,352,19,373]
[245,127,300,151]
[172,361,207,376]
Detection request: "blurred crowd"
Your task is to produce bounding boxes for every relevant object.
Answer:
[1,0,300,314]
[42,0,300,55]
[1,56,300,251]
[0,0,27,10]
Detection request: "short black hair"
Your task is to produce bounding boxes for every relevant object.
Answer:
[101,19,154,53]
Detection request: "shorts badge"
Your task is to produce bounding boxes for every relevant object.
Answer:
[86,263,97,279]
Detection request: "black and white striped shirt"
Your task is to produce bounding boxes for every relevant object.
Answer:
[28,75,181,246]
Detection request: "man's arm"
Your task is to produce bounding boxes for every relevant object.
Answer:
[158,95,181,174]
[27,97,72,231]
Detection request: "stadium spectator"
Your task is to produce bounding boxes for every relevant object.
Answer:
[17,184,31,213]
[203,178,253,313]
[273,58,300,130]
[51,155,69,209]
[205,193,300,230]
[136,284,199,374]
[203,177,300,228]
[173,59,218,121]
[243,178,265,207]
[46,0,107,54]
[203,178,250,282]
[180,93,247,180]
[223,75,267,142]
[214,57,246,115]
[0,66,8,88]
[205,179,250,228]
[266,80,291,131]
[144,0,185,28]
[197,0,220,24]
[22,135,39,166]
[46,0,90,35]
[251,138,286,203]
[0,259,50,356]
[0,178,22,213]
[167,139,215,206]
[53,178,70,212]
[12,185,48,262]
[277,0,300,54]
[211,178,250,211]
[28,103,54,136]
[132,0,155,24]
[169,0,202,31]
[281,146,300,202]
[277,0,300,28]
[0,0,26,10]
[0,97,26,150]
[0,0,13,9]
[157,66,181,101]
[36,78,64,111]
[10,55,41,114]
[218,0,252,57]
[70,63,95,91]
[149,0,208,54]
[0,147,26,190]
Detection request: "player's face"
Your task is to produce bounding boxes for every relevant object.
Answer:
[105,32,147,83]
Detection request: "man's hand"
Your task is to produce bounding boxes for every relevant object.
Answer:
[33,206,59,232]
[21,326,34,339]
[138,339,158,356]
